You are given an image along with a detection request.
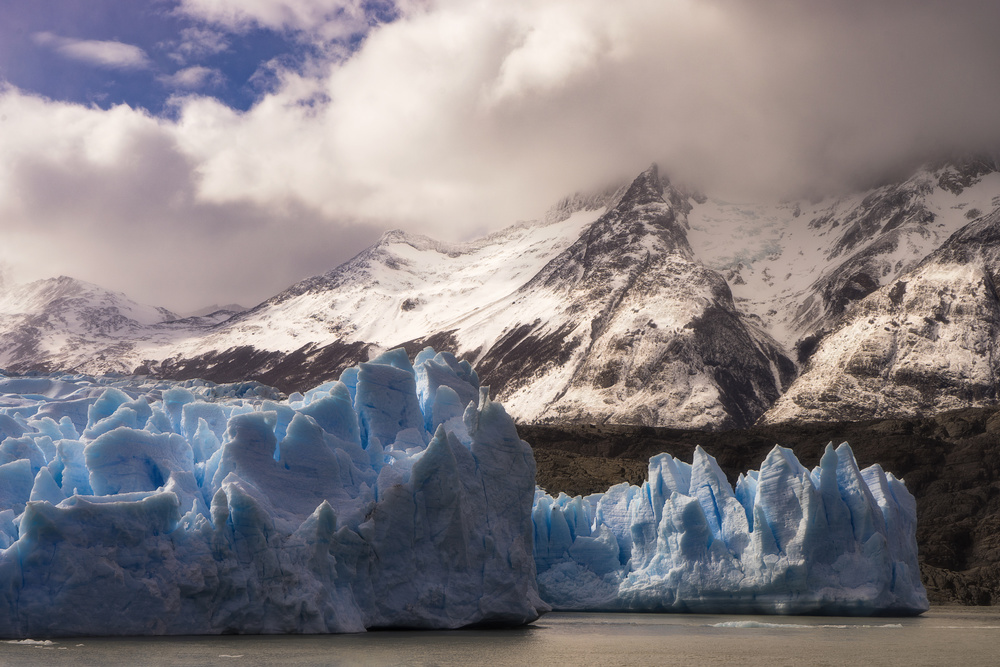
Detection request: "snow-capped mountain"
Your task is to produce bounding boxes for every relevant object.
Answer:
[0,276,181,374]
[3,158,1000,428]
[687,158,1000,352]
[764,205,1000,423]
[148,166,794,428]
[146,192,611,392]
[462,166,794,428]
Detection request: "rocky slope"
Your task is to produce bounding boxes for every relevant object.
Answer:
[688,158,1000,352]
[764,207,1000,423]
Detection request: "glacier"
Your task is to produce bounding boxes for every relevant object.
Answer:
[533,444,928,615]
[0,346,928,638]
[0,348,545,637]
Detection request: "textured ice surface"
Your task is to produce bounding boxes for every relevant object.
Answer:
[0,351,928,635]
[0,349,545,637]
[533,445,928,615]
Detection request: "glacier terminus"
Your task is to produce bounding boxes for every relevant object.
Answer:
[0,348,926,637]
[0,348,545,636]
[534,443,927,615]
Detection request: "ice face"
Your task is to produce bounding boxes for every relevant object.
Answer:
[0,350,928,634]
[0,348,547,637]
[533,443,929,615]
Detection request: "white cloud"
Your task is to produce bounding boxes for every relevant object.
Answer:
[0,86,379,312]
[168,27,230,65]
[32,32,151,70]
[7,1,1000,309]
[159,66,226,90]
[177,0,384,41]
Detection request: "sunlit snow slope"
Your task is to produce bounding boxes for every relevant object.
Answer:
[0,276,182,374]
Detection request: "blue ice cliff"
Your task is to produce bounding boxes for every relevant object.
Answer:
[0,348,546,636]
[533,445,928,615]
[0,348,928,638]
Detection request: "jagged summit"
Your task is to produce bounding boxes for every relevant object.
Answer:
[450,166,793,429]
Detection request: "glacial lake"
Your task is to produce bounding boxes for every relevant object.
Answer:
[2,607,998,666]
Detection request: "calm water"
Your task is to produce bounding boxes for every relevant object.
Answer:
[2,607,998,666]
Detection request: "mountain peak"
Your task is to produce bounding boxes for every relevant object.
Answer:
[377,229,411,244]
[615,164,664,208]
[640,162,660,184]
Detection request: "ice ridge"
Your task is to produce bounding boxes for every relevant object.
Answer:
[533,444,928,615]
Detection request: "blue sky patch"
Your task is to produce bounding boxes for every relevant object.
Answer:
[0,0,380,114]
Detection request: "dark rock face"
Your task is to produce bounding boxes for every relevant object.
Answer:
[151,340,373,394]
[523,410,1000,606]
[936,157,1000,196]
[827,183,936,260]
[790,176,942,342]
[932,210,1000,274]
[473,322,582,402]
[685,304,797,426]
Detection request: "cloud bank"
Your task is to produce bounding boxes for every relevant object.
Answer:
[3,0,1000,311]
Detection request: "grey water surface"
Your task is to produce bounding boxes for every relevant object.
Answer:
[2,607,997,666]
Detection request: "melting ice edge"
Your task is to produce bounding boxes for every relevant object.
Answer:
[0,347,926,637]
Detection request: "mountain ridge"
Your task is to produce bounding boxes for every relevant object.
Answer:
[2,159,1000,428]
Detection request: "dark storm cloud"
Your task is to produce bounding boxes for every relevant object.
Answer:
[681,0,1000,193]
[465,0,1000,198]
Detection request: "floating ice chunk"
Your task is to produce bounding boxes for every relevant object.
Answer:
[0,347,925,634]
